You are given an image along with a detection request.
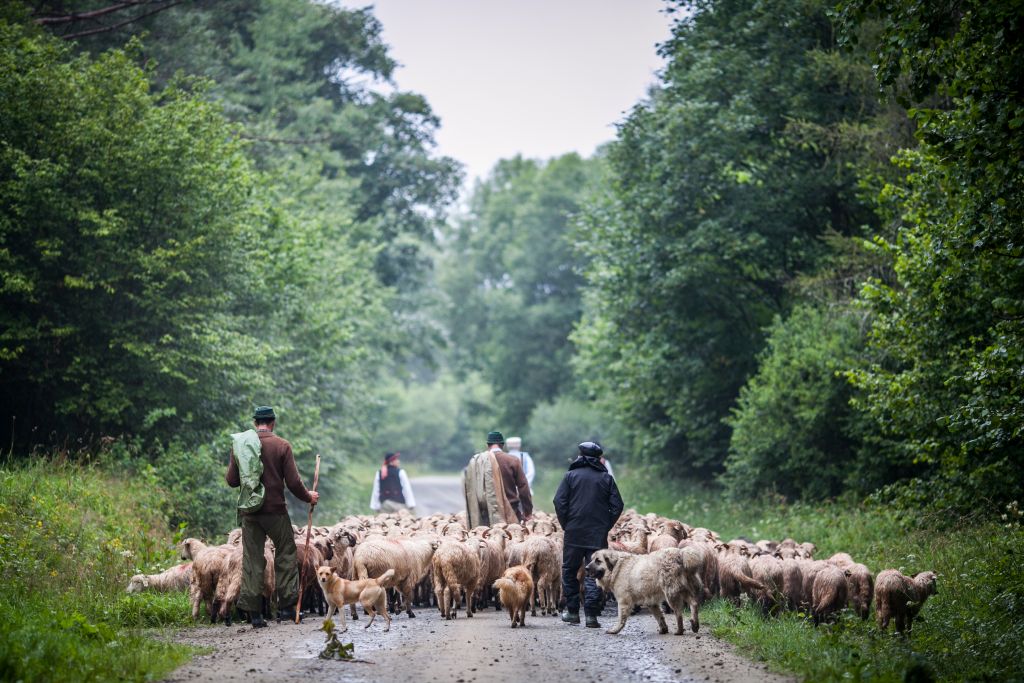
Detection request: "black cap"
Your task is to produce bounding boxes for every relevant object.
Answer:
[486,430,505,445]
[578,441,603,458]
[253,406,276,420]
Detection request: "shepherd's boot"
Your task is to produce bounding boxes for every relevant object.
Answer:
[249,611,267,629]
[585,615,601,629]
[277,606,300,623]
[560,610,580,624]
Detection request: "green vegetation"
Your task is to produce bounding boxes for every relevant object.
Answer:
[612,465,1024,682]
[0,459,197,682]
[2,0,1022,678]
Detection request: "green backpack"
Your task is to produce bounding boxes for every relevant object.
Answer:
[232,429,265,516]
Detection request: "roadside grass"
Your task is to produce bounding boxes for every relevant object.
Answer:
[0,457,200,682]
[611,463,1024,682]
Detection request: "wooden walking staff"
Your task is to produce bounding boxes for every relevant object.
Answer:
[295,453,321,623]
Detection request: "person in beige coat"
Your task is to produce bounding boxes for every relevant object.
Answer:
[463,430,519,527]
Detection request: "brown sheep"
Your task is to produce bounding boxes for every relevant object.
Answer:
[779,557,804,610]
[431,539,481,619]
[354,536,437,618]
[749,554,785,615]
[717,555,764,606]
[608,524,649,554]
[126,562,192,594]
[826,552,855,568]
[470,527,507,612]
[846,563,874,620]
[178,538,232,622]
[658,547,705,635]
[504,524,530,567]
[798,559,830,611]
[812,564,850,625]
[522,535,561,616]
[678,540,720,602]
[214,542,275,625]
[874,569,937,635]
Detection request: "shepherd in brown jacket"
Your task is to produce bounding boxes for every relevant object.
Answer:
[226,406,318,627]
[493,434,533,523]
[463,431,533,526]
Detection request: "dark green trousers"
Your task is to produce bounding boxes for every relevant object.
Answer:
[238,511,298,613]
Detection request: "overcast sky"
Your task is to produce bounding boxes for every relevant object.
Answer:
[352,0,675,190]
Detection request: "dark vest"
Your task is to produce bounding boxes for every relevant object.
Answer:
[379,466,405,503]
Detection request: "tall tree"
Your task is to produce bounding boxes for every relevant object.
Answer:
[573,0,884,475]
[839,0,1024,504]
[26,0,462,360]
[0,23,269,446]
[440,154,601,428]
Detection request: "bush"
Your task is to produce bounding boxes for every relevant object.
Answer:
[0,458,196,682]
[723,304,883,501]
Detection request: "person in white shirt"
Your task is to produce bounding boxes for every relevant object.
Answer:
[370,452,416,514]
[505,436,535,490]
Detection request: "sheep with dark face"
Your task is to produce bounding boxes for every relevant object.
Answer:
[875,569,937,635]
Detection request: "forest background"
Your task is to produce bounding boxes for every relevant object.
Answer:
[1,0,1021,533]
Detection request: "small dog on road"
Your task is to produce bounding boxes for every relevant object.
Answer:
[492,565,534,628]
[316,565,394,633]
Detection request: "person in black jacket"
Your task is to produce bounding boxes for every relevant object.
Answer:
[553,440,624,628]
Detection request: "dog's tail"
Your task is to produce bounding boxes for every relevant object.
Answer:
[374,568,396,587]
[493,577,515,593]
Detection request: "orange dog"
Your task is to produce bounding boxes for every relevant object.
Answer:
[316,565,394,633]
[492,565,534,628]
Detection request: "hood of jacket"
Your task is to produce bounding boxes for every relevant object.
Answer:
[568,455,607,473]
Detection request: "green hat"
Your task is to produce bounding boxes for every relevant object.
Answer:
[253,406,276,420]
[486,430,504,445]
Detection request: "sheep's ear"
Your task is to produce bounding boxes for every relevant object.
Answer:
[482,528,492,538]
[142,576,150,587]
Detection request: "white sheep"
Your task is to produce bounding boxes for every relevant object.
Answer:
[126,562,193,593]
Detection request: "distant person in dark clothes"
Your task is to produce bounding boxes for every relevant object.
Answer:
[226,406,318,627]
[370,452,416,515]
[553,440,623,629]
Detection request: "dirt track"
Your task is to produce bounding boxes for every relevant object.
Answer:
[161,602,793,683]
[161,475,795,683]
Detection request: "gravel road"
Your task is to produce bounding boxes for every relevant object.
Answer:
[411,475,467,516]
[160,476,795,683]
[162,601,793,683]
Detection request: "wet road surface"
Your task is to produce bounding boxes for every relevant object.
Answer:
[163,599,793,683]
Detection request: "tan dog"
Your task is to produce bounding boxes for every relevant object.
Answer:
[316,565,394,633]
[492,565,534,628]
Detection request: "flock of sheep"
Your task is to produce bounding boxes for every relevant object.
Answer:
[127,508,938,635]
